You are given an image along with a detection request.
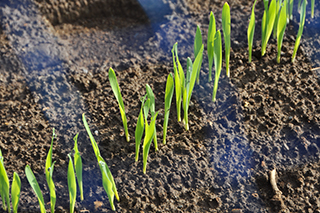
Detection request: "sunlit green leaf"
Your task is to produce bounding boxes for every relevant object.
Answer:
[207,11,216,82]
[25,165,46,213]
[212,30,222,102]
[222,2,231,77]
[163,73,174,144]
[108,67,130,142]
[11,172,21,213]
[248,0,257,63]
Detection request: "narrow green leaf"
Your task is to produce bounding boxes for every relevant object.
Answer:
[143,111,159,174]
[163,73,174,144]
[45,128,56,213]
[135,97,145,161]
[277,0,287,63]
[82,113,101,158]
[262,0,276,56]
[67,154,77,213]
[207,11,216,82]
[292,0,306,62]
[222,2,231,77]
[98,161,115,210]
[311,0,315,18]
[212,30,222,102]
[184,45,204,131]
[108,67,130,142]
[82,113,119,209]
[11,172,21,213]
[248,0,257,63]
[172,43,183,122]
[97,157,119,202]
[73,133,83,201]
[194,25,203,84]
[0,149,10,212]
[25,165,46,213]
[146,84,158,151]
[261,10,267,52]
[289,0,294,20]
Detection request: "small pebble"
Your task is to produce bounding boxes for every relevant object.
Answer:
[94,130,99,136]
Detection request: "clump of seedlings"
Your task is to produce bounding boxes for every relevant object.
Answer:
[172,42,204,130]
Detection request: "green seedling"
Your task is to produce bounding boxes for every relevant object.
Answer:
[45,128,56,213]
[292,0,306,62]
[67,154,76,213]
[11,172,21,213]
[261,0,276,56]
[273,0,281,39]
[172,42,204,130]
[143,111,159,174]
[135,95,146,161]
[277,0,287,63]
[311,0,315,18]
[25,165,46,213]
[73,133,83,201]
[109,67,130,142]
[171,42,185,122]
[163,73,174,144]
[207,11,216,81]
[146,84,158,151]
[212,30,222,102]
[82,113,119,210]
[222,2,231,77]
[0,149,10,212]
[248,0,257,63]
[194,25,203,84]
[288,0,294,20]
[183,47,204,130]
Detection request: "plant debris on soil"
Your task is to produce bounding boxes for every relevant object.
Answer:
[1,0,320,212]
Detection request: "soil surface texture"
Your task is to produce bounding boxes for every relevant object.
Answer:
[1,0,320,212]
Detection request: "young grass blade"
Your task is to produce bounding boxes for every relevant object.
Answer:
[292,0,306,62]
[184,45,204,131]
[146,84,158,151]
[273,0,281,39]
[0,149,10,212]
[82,113,119,209]
[194,25,203,84]
[248,0,257,63]
[11,172,21,213]
[73,133,83,201]
[82,113,101,158]
[97,156,119,203]
[67,154,76,213]
[289,0,294,20]
[277,0,287,63]
[261,0,276,56]
[222,2,231,77]
[212,30,222,102]
[45,128,56,213]
[207,11,216,82]
[311,0,315,18]
[108,67,130,142]
[135,96,146,161]
[182,58,192,131]
[25,165,46,213]
[98,160,115,210]
[143,111,159,174]
[163,73,174,145]
[171,43,184,122]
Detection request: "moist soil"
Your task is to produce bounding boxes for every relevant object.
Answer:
[1,0,320,212]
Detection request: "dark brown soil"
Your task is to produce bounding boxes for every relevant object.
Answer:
[1,0,320,212]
